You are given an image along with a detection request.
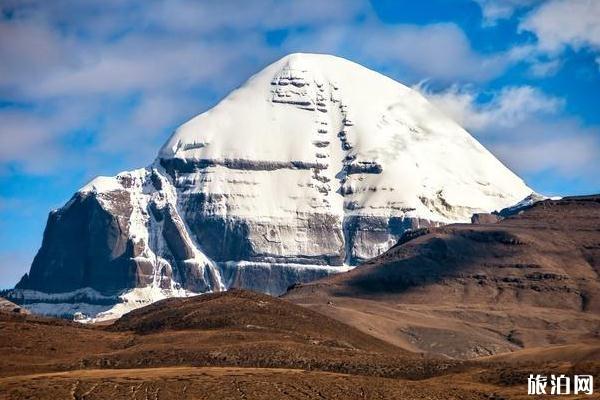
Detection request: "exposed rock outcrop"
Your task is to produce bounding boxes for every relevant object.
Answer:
[8,53,532,319]
[286,195,600,359]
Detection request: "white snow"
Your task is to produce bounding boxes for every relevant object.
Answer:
[16,53,536,322]
[12,287,119,319]
[498,193,562,214]
[88,286,199,323]
[16,286,200,323]
[159,53,533,224]
[8,287,115,302]
[79,176,123,194]
[23,302,115,318]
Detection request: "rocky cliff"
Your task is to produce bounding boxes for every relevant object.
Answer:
[8,53,532,320]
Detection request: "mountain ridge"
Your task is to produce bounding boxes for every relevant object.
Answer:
[9,53,532,320]
[285,195,600,358]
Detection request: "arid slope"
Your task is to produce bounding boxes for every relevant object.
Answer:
[2,288,599,399]
[286,196,600,358]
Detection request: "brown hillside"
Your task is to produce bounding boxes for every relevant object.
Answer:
[2,288,599,398]
[286,196,600,358]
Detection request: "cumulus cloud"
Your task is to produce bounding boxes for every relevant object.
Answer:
[520,0,600,54]
[142,0,369,33]
[0,20,271,101]
[475,0,600,76]
[419,84,600,187]
[0,0,597,187]
[0,102,98,173]
[420,84,563,130]
[0,0,369,101]
[359,24,512,82]
[519,0,600,77]
[281,23,525,83]
[1,0,534,177]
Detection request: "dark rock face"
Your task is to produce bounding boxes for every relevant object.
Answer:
[177,192,346,265]
[177,193,253,262]
[344,215,439,262]
[8,167,465,303]
[160,158,326,176]
[145,196,222,294]
[219,263,344,296]
[345,161,383,175]
[5,53,537,320]
[16,191,141,294]
[6,160,530,322]
[286,195,600,359]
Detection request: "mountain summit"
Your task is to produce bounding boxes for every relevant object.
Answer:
[10,53,532,319]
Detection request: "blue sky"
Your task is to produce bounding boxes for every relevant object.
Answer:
[1,0,599,289]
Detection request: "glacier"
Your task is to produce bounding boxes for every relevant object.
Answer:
[6,53,533,320]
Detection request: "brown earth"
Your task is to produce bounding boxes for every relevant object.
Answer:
[286,195,600,359]
[2,196,600,399]
[0,291,453,380]
[0,367,487,400]
[482,342,600,364]
[2,289,599,399]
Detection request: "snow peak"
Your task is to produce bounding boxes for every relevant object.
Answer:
[527,374,594,395]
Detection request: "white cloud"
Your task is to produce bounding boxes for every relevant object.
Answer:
[475,0,540,25]
[0,0,369,102]
[1,23,272,101]
[360,24,510,82]
[0,0,536,178]
[143,0,369,33]
[0,20,77,96]
[0,102,97,173]
[419,84,599,186]
[129,93,193,132]
[475,0,600,76]
[492,124,600,176]
[92,91,204,168]
[528,58,562,77]
[520,0,600,54]
[282,23,523,83]
[420,84,563,130]
[0,0,596,188]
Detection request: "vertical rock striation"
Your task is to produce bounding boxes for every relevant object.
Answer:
[8,53,533,320]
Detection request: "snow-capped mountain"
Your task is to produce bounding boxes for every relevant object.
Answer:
[8,53,533,320]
